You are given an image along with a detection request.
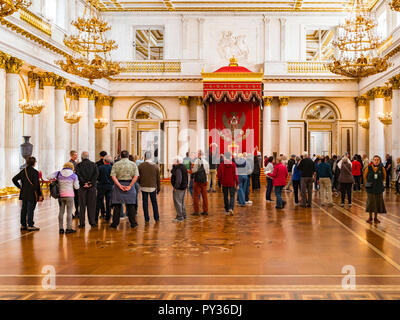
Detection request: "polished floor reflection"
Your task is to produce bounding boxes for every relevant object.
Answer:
[1,185,400,300]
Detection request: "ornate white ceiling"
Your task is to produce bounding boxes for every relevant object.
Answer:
[95,0,379,12]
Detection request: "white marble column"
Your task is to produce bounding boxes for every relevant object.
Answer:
[39,73,56,176]
[88,91,96,159]
[100,96,113,155]
[54,77,67,169]
[195,97,206,153]
[166,120,179,177]
[392,86,400,179]
[369,88,385,160]
[78,87,89,155]
[5,57,23,186]
[279,96,289,156]
[178,96,190,156]
[197,18,204,60]
[279,18,287,61]
[0,53,6,188]
[262,96,273,157]
[263,16,271,62]
[356,96,368,156]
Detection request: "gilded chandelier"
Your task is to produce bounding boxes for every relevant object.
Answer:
[56,0,120,84]
[19,71,44,115]
[390,0,400,12]
[0,0,31,18]
[328,0,390,79]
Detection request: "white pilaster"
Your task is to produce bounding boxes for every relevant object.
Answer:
[178,96,190,156]
[40,80,56,176]
[195,97,205,153]
[101,97,112,155]
[279,97,289,156]
[263,97,273,157]
[88,96,96,159]
[392,88,400,178]
[370,89,385,160]
[166,120,179,177]
[279,18,287,61]
[55,86,67,169]
[0,63,6,188]
[78,88,89,154]
[356,96,368,156]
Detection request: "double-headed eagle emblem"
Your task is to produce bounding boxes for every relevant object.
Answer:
[218,112,250,142]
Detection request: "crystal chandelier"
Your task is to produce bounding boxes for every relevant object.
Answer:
[359,118,370,129]
[328,0,391,79]
[94,118,108,129]
[0,0,31,18]
[64,91,82,124]
[19,72,44,115]
[378,112,392,125]
[56,0,120,84]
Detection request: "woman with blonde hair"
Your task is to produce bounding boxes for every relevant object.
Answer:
[48,162,80,234]
[364,155,387,224]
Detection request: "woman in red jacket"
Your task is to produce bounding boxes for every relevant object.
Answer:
[352,156,362,192]
[217,152,239,215]
[267,157,288,209]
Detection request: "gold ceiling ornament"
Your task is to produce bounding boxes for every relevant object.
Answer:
[0,0,31,18]
[56,0,120,84]
[94,117,108,129]
[390,0,400,12]
[328,0,391,79]
[19,69,44,116]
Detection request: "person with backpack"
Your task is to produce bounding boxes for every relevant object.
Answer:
[171,156,188,222]
[191,150,209,216]
[48,162,80,234]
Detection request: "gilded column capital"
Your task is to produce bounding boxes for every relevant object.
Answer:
[5,56,23,74]
[66,86,74,99]
[193,96,203,106]
[278,96,289,106]
[39,72,57,87]
[88,89,97,100]
[355,95,368,107]
[55,76,67,90]
[0,52,8,69]
[384,87,392,101]
[389,75,400,90]
[178,96,189,106]
[98,95,114,106]
[371,86,386,99]
[262,96,273,106]
[28,71,38,88]
[77,87,91,98]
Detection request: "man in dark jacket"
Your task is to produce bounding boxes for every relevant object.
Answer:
[297,152,316,208]
[218,152,239,215]
[96,151,107,167]
[96,155,113,222]
[138,151,161,223]
[76,151,99,228]
[171,156,188,222]
[69,150,80,219]
[285,155,296,191]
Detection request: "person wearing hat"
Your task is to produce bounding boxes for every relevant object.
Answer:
[48,162,80,234]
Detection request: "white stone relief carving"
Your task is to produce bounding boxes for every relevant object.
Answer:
[217,31,249,62]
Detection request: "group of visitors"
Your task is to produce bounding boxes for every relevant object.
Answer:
[10,145,400,232]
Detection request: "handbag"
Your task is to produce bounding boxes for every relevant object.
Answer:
[25,167,44,202]
[49,171,61,199]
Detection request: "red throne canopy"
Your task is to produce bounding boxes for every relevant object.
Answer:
[202,57,263,155]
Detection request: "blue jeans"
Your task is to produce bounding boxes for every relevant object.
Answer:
[142,191,159,221]
[21,200,36,227]
[266,178,273,201]
[237,175,247,205]
[275,186,284,208]
[245,174,251,202]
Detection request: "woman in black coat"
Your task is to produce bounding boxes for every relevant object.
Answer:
[251,154,261,190]
[12,157,42,231]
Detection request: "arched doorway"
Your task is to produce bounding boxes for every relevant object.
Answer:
[130,100,165,176]
[303,101,341,156]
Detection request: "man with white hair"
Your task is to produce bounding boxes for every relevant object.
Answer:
[171,155,188,221]
[191,149,210,215]
[76,151,99,228]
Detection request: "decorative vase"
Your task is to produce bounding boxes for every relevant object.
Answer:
[20,136,33,163]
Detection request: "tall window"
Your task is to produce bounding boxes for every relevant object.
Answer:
[377,11,387,39]
[134,27,164,60]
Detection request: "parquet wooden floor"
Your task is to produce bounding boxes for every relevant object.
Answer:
[1,185,400,300]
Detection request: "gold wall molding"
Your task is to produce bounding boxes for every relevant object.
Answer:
[5,56,23,74]
[287,61,330,74]
[120,61,181,73]
[19,8,52,36]
[111,77,201,82]
[372,86,387,99]
[77,87,92,99]
[98,96,114,106]
[55,76,66,90]
[262,96,273,106]
[279,96,289,106]
[88,90,97,100]
[389,74,400,90]
[193,96,203,106]
[0,52,7,69]
[27,71,38,87]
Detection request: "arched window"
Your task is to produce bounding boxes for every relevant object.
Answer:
[305,103,337,120]
[132,103,164,120]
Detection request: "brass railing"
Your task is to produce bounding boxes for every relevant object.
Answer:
[287,61,330,74]
[19,8,52,36]
[120,61,181,73]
